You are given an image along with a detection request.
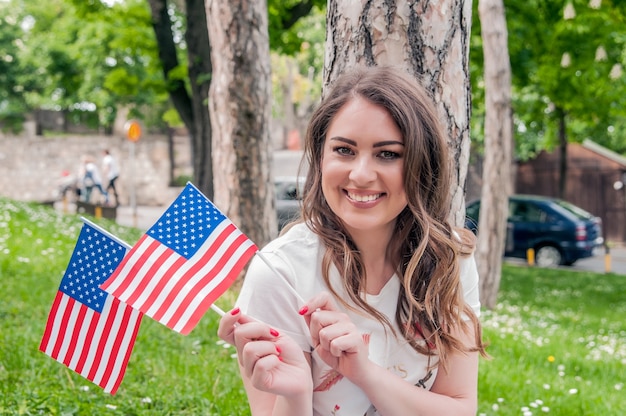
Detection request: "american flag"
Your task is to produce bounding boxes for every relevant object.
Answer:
[39,221,142,395]
[101,183,258,335]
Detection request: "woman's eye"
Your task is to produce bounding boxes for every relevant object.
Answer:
[379,150,401,160]
[334,146,353,156]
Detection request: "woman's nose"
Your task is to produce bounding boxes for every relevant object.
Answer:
[348,156,377,184]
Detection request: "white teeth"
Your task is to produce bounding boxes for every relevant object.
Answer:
[348,192,381,202]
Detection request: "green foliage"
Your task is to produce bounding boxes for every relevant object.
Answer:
[1,199,625,414]
[471,0,626,159]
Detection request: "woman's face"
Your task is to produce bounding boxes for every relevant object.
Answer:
[321,97,407,236]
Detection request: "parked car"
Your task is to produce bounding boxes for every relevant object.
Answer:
[465,195,604,267]
[275,176,304,230]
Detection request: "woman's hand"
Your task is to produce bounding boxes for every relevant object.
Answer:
[299,292,373,382]
[217,308,313,398]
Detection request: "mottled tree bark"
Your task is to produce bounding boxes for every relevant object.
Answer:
[207,0,275,248]
[477,0,513,309]
[324,0,473,226]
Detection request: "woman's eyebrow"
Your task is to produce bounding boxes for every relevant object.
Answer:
[329,137,404,147]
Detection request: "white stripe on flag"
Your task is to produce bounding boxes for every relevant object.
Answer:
[78,296,111,379]
[68,306,97,370]
[171,238,258,332]
[149,221,235,319]
[92,298,126,387]
[122,242,179,309]
[43,294,70,357]
[103,307,141,393]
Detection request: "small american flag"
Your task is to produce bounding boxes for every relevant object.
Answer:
[101,183,258,335]
[39,221,142,395]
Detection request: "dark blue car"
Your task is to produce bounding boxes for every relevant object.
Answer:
[465,195,604,267]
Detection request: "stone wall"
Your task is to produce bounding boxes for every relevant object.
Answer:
[0,134,190,206]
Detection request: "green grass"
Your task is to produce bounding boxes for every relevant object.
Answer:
[1,197,624,415]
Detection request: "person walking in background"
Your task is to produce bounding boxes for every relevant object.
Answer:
[102,149,120,206]
[218,66,488,415]
[81,155,108,205]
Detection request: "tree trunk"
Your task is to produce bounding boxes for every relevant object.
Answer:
[477,0,513,309]
[325,0,473,226]
[185,0,214,199]
[147,0,214,199]
[557,107,567,199]
[207,0,275,248]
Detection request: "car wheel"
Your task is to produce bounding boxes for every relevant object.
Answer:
[535,245,563,267]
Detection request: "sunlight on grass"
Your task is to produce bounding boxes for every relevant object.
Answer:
[1,197,624,415]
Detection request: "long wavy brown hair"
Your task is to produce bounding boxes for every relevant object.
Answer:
[298,66,487,370]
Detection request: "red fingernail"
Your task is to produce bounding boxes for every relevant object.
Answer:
[278,356,284,362]
[270,328,280,337]
[230,307,240,316]
[276,346,282,354]
[298,306,308,315]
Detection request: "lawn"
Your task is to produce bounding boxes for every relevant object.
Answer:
[0,198,624,415]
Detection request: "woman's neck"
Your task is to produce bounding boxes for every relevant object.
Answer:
[349,226,397,295]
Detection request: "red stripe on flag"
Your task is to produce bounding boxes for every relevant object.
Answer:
[165,231,249,329]
[50,297,75,360]
[39,291,64,353]
[179,242,258,334]
[74,308,100,374]
[151,224,237,322]
[108,308,142,395]
[87,299,121,382]
[99,298,133,392]
[123,242,183,307]
[62,304,88,367]
[102,234,154,295]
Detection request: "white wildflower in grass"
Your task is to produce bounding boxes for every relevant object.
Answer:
[542,407,550,412]
[79,386,90,392]
[492,403,499,411]
[569,388,578,395]
[497,398,504,403]
[216,339,226,346]
[521,406,530,412]
[230,352,238,359]
[615,383,623,390]
[105,404,117,410]
[543,384,551,390]
[141,397,152,404]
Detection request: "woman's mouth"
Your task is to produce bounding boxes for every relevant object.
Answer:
[346,192,383,202]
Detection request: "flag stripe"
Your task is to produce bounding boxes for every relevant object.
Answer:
[104,305,142,394]
[166,234,254,330]
[150,222,235,321]
[62,304,88,366]
[39,291,64,354]
[177,241,258,334]
[73,307,100,374]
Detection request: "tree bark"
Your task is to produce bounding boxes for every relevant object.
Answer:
[477,0,513,309]
[207,0,275,247]
[324,0,473,227]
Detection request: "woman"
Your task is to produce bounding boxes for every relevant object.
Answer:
[218,66,488,415]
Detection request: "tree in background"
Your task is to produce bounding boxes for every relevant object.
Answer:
[324,0,473,227]
[206,0,275,248]
[476,0,513,309]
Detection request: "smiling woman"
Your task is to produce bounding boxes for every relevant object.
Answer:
[217,66,488,416]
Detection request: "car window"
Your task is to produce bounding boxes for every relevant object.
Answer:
[510,201,545,222]
[553,199,594,220]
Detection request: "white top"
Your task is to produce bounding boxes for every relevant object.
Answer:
[102,154,120,180]
[236,223,481,416]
